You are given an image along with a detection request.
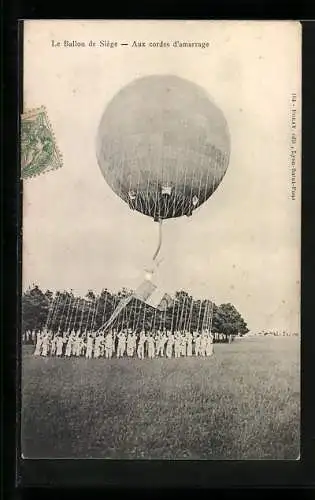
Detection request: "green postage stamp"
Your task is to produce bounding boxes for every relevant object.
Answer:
[21,106,63,180]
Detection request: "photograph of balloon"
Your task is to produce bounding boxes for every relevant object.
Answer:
[95,74,230,314]
[21,20,301,460]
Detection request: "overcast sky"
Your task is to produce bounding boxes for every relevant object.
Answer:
[22,20,301,333]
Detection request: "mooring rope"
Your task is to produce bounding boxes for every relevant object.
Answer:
[152,218,163,263]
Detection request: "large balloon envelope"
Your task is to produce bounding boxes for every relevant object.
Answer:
[96,75,230,222]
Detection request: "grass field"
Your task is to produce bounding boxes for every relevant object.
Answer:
[21,336,300,460]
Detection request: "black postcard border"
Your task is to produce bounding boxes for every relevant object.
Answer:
[3,12,315,495]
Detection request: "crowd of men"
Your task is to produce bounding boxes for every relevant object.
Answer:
[28,329,215,359]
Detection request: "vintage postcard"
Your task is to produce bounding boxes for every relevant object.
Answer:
[21,20,301,460]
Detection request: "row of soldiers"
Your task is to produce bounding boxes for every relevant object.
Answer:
[23,330,37,344]
[33,329,215,359]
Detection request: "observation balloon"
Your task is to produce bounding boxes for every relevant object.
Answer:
[96,75,230,222]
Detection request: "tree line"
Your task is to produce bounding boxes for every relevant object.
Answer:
[22,285,249,340]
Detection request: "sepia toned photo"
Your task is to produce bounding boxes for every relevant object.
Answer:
[21,20,301,460]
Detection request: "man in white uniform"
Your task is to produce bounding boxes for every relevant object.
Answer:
[50,335,57,356]
[146,332,155,359]
[94,335,101,359]
[74,335,81,356]
[180,332,187,357]
[131,332,137,356]
[154,331,161,357]
[166,331,174,358]
[117,330,127,358]
[34,331,42,356]
[194,332,201,356]
[174,332,181,358]
[200,332,207,357]
[65,333,73,358]
[155,331,163,357]
[186,331,193,356]
[137,331,146,359]
[71,331,78,356]
[126,330,135,357]
[56,335,64,357]
[158,330,167,357]
[98,332,105,357]
[205,334,214,356]
[104,331,113,359]
[41,332,49,357]
[163,330,168,354]
[86,334,94,359]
